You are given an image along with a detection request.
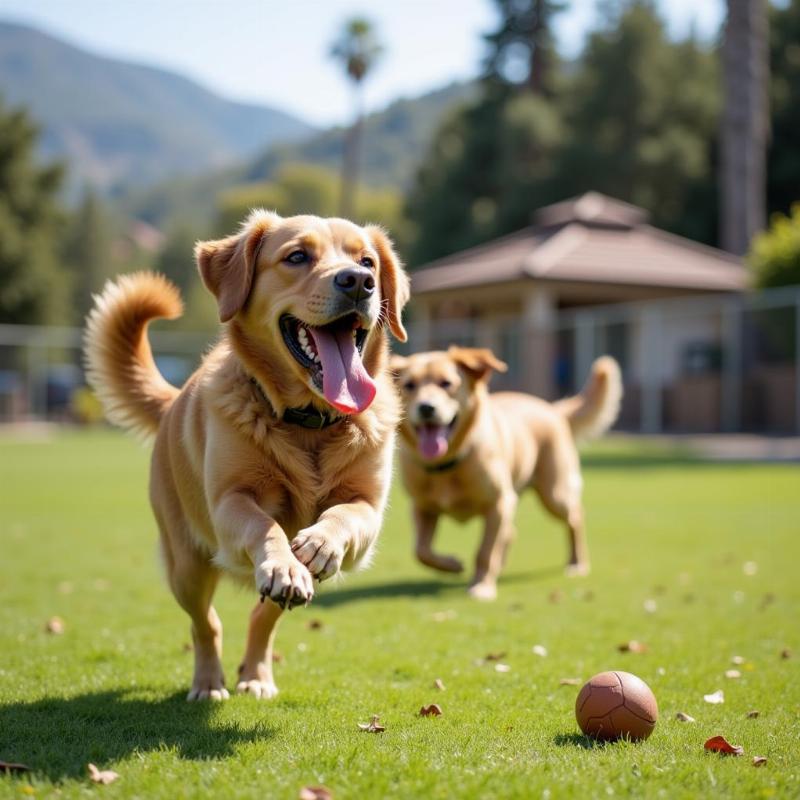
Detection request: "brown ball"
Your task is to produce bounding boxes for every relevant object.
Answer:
[575,670,658,741]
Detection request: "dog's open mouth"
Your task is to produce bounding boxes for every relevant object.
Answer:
[416,419,456,460]
[280,313,374,415]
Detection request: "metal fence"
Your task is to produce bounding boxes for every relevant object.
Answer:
[1,286,798,434]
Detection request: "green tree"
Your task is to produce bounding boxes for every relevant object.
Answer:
[768,0,800,217]
[0,98,68,324]
[483,0,566,96]
[62,187,114,319]
[749,204,800,288]
[330,17,384,218]
[155,222,204,296]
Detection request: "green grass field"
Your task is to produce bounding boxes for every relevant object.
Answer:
[0,429,797,799]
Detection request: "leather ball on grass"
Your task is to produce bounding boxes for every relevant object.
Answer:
[575,671,658,741]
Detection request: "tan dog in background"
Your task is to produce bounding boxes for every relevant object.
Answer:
[85,211,409,700]
[392,348,622,600]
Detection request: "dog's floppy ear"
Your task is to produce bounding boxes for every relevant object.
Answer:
[195,211,279,323]
[448,346,508,383]
[365,225,410,342]
[389,354,409,381]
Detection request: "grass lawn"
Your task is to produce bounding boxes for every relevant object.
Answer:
[0,429,797,799]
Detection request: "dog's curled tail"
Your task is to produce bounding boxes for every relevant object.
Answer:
[84,272,183,439]
[555,356,623,442]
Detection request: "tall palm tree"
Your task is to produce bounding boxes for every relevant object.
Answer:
[720,0,769,255]
[330,17,383,218]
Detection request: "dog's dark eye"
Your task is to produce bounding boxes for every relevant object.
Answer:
[359,256,375,269]
[285,250,308,265]
[403,380,416,392]
[439,379,452,390]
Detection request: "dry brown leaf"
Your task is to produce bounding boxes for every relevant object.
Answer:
[746,710,760,719]
[357,715,385,733]
[299,785,333,800]
[306,619,324,631]
[752,756,768,767]
[780,648,792,660]
[703,690,725,704]
[0,761,30,774]
[45,616,64,635]
[433,678,445,691]
[272,651,284,663]
[675,712,696,722]
[485,651,507,661]
[704,736,743,756]
[87,763,120,784]
[725,669,741,679]
[559,678,581,686]
[182,642,193,652]
[618,640,648,653]
[419,704,443,717]
[548,589,563,604]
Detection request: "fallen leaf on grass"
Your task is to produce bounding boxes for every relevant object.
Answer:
[532,644,548,657]
[45,616,64,635]
[433,678,445,691]
[703,690,724,704]
[548,589,563,604]
[485,651,507,661]
[0,761,30,773]
[306,619,324,631]
[358,715,385,733]
[731,655,745,665]
[675,712,695,722]
[582,590,595,602]
[724,665,743,679]
[272,651,284,663]
[299,786,333,800]
[752,756,768,767]
[704,736,743,756]
[780,648,792,660]
[559,678,581,686]
[746,710,760,719]
[618,640,648,653]
[494,663,511,673]
[88,763,120,784]
[419,704,443,717]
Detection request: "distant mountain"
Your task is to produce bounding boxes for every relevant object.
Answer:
[123,80,477,229]
[246,81,476,189]
[0,21,316,193]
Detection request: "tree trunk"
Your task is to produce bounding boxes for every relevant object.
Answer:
[339,87,363,219]
[720,0,769,255]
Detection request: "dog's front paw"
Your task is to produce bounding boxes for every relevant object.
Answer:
[291,527,344,582]
[468,579,498,601]
[256,554,314,609]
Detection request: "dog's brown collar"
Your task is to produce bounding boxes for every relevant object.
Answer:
[419,452,465,473]
[249,377,344,430]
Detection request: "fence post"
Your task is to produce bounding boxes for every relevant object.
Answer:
[721,299,742,432]
[640,306,662,434]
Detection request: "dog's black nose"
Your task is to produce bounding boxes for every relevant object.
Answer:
[333,267,375,303]
[418,402,436,420]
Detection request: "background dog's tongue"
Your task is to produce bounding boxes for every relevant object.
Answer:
[309,325,376,414]
[418,426,449,460]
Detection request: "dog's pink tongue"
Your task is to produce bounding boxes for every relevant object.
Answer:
[418,426,449,460]
[308,325,376,414]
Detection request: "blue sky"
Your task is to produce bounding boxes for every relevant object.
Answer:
[0,0,727,127]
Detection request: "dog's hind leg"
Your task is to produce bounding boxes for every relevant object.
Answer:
[534,454,589,577]
[236,600,283,699]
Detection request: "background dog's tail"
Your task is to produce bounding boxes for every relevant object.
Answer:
[84,272,183,439]
[555,356,623,442]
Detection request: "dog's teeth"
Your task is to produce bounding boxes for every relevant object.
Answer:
[298,328,308,342]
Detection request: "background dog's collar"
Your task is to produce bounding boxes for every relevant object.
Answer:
[420,453,464,473]
[250,377,342,430]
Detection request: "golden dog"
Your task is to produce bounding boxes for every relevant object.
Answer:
[392,348,622,600]
[85,211,409,699]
